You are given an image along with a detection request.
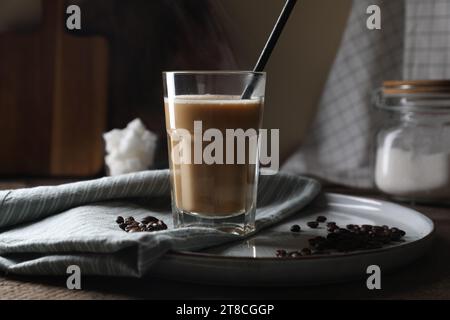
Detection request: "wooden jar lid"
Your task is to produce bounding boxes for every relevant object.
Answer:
[383,80,450,94]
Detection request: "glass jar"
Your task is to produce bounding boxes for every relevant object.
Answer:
[373,80,450,204]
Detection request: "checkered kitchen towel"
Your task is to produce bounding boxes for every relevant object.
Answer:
[283,0,450,188]
[0,170,320,277]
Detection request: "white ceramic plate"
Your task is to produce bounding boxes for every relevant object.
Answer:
[153,193,434,286]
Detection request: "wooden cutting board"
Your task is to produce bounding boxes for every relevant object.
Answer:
[0,0,108,177]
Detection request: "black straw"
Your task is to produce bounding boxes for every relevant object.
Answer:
[241,0,298,99]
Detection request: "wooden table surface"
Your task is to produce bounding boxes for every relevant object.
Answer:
[0,179,449,300]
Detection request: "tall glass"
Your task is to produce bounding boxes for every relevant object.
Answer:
[163,71,266,235]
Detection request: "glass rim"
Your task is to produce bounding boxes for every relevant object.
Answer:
[163,70,266,76]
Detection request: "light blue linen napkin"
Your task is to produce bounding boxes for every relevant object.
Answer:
[0,170,320,277]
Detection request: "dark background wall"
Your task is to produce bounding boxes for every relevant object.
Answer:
[0,0,351,177]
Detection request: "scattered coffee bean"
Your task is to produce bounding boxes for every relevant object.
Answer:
[327,226,338,233]
[327,222,338,232]
[307,221,319,229]
[117,215,168,233]
[128,227,140,233]
[276,249,287,258]
[125,217,135,224]
[116,216,124,224]
[316,216,327,223]
[373,226,384,234]
[290,225,301,233]
[128,221,139,228]
[334,228,350,234]
[142,216,159,224]
[276,223,406,257]
[119,223,127,230]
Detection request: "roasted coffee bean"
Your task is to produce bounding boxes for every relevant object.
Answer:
[326,222,337,227]
[390,232,402,241]
[119,223,127,230]
[128,227,141,233]
[360,226,370,234]
[290,225,301,233]
[307,221,319,229]
[327,225,338,232]
[142,216,159,224]
[276,249,287,258]
[125,217,135,224]
[327,232,340,241]
[373,226,384,234]
[304,223,406,254]
[118,214,168,233]
[300,248,312,256]
[316,216,327,223]
[310,237,328,250]
[116,216,124,224]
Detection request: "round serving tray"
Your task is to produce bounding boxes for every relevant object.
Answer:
[153,193,434,286]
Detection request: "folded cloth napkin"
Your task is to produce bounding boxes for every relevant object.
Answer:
[0,170,320,277]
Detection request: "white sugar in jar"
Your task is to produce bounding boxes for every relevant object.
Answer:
[373,80,450,203]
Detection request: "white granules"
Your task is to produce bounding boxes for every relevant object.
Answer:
[103,119,157,176]
[375,147,450,199]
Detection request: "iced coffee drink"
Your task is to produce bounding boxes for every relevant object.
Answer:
[163,72,266,234]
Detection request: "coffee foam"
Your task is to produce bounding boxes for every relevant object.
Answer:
[165,95,262,105]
